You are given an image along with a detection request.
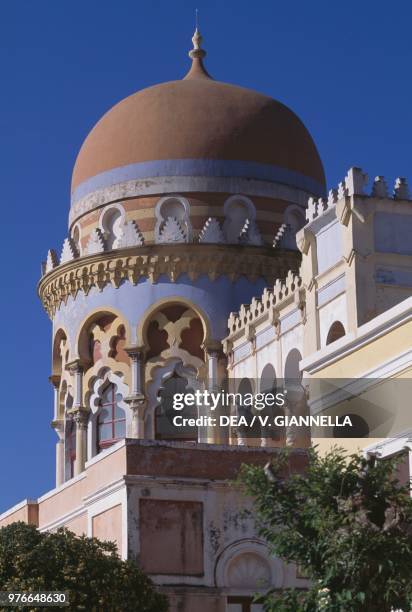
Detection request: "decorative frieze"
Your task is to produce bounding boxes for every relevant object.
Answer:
[38,244,299,318]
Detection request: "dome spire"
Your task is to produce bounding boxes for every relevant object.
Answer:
[183,13,212,80]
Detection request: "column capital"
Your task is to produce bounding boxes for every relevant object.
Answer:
[68,407,89,429]
[124,345,146,360]
[124,393,147,411]
[65,358,87,374]
[49,374,61,388]
[51,419,64,439]
[202,340,223,356]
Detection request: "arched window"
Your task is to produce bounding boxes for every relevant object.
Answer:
[155,371,197,441]
[65,419,76,480]
[333,413,369,438]
[96,383,126,452]
[326,321,346,345]
[284,348,302,382]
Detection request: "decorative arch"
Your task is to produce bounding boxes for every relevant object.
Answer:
[155,195,192,243]
[75,307,131,365]
[52,328,69,377]
[99,203,125,250]
[223,195,256,243]
[214,538,283,592]
[71,223,82,256]
[136,297,212,349]
[326,321,346,345]
[86,368,129,458]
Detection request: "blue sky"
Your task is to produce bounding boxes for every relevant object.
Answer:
[0,0,411,513]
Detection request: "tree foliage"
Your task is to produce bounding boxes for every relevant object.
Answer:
[0,522,168,612]
[240,447,412,612]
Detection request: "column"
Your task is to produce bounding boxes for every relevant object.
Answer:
[204,341,228,445]
[52,420,65,487]
[66,359,88,475]
[73,410,88,476]
[124,346,147,439]
[49,375,65,486]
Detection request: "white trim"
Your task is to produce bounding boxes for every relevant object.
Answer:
[302,296,412,374]
[364,431,412,459]
[309,347,412,414]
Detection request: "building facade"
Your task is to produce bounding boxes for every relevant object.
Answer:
[1,29,412,612]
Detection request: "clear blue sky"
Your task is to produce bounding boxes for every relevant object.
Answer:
[0,0,411,513]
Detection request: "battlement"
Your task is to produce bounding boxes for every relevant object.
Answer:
[228,269,303,337]
[305,167,411,224]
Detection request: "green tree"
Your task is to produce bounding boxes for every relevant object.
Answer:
[0,522,168,611]
[240,447,412,612]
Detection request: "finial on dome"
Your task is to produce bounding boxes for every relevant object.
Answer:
[183,12,212,80]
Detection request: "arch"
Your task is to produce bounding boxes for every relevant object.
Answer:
[52,328,69,377]
[282,204,306,250]
[214,538,283,591]
[71,223,82,256]
[333,413,369,438]
[326,321,346,345]
[284,348,302,382]
[223,195,256,243]
[75,307,131,365]
[87,368,129,458]
[136,296,212,348]
[154,363,198,441]
[260,363,276,393]
[99,203,125,250]
[155,195,192,243]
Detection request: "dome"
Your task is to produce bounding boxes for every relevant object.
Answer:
[71,32,325,211]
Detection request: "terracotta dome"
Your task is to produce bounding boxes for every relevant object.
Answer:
[71,33,325,207]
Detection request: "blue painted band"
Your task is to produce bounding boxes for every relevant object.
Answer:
[71,159,325,205]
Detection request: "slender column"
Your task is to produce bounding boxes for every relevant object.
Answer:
[49,375,61,421]
[204,341,228,445]
[52,419,65,486]
[73,410,88,476]
[124,346,147,439]
[66,359,88,474]
[49,375,65,485]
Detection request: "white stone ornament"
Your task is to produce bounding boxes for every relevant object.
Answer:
[273,223,287,247]
[245,219,263,246]
[113,220,144,248]
[45,249,58,273]
[85,228,105,255]
[345,167,368,196]
[394,177,410,200]
[371,176,388,198]
[60,237,78,264]
[158,217,187,243]
[198,217,225,243]
[238,218,263,245]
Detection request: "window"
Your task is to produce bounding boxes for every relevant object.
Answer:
[326,321,345,345]
[97,383,126,452]
[155,372,197,441]
[65,420,76,480]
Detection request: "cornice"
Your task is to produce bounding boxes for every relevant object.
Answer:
[38,244,299,319]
